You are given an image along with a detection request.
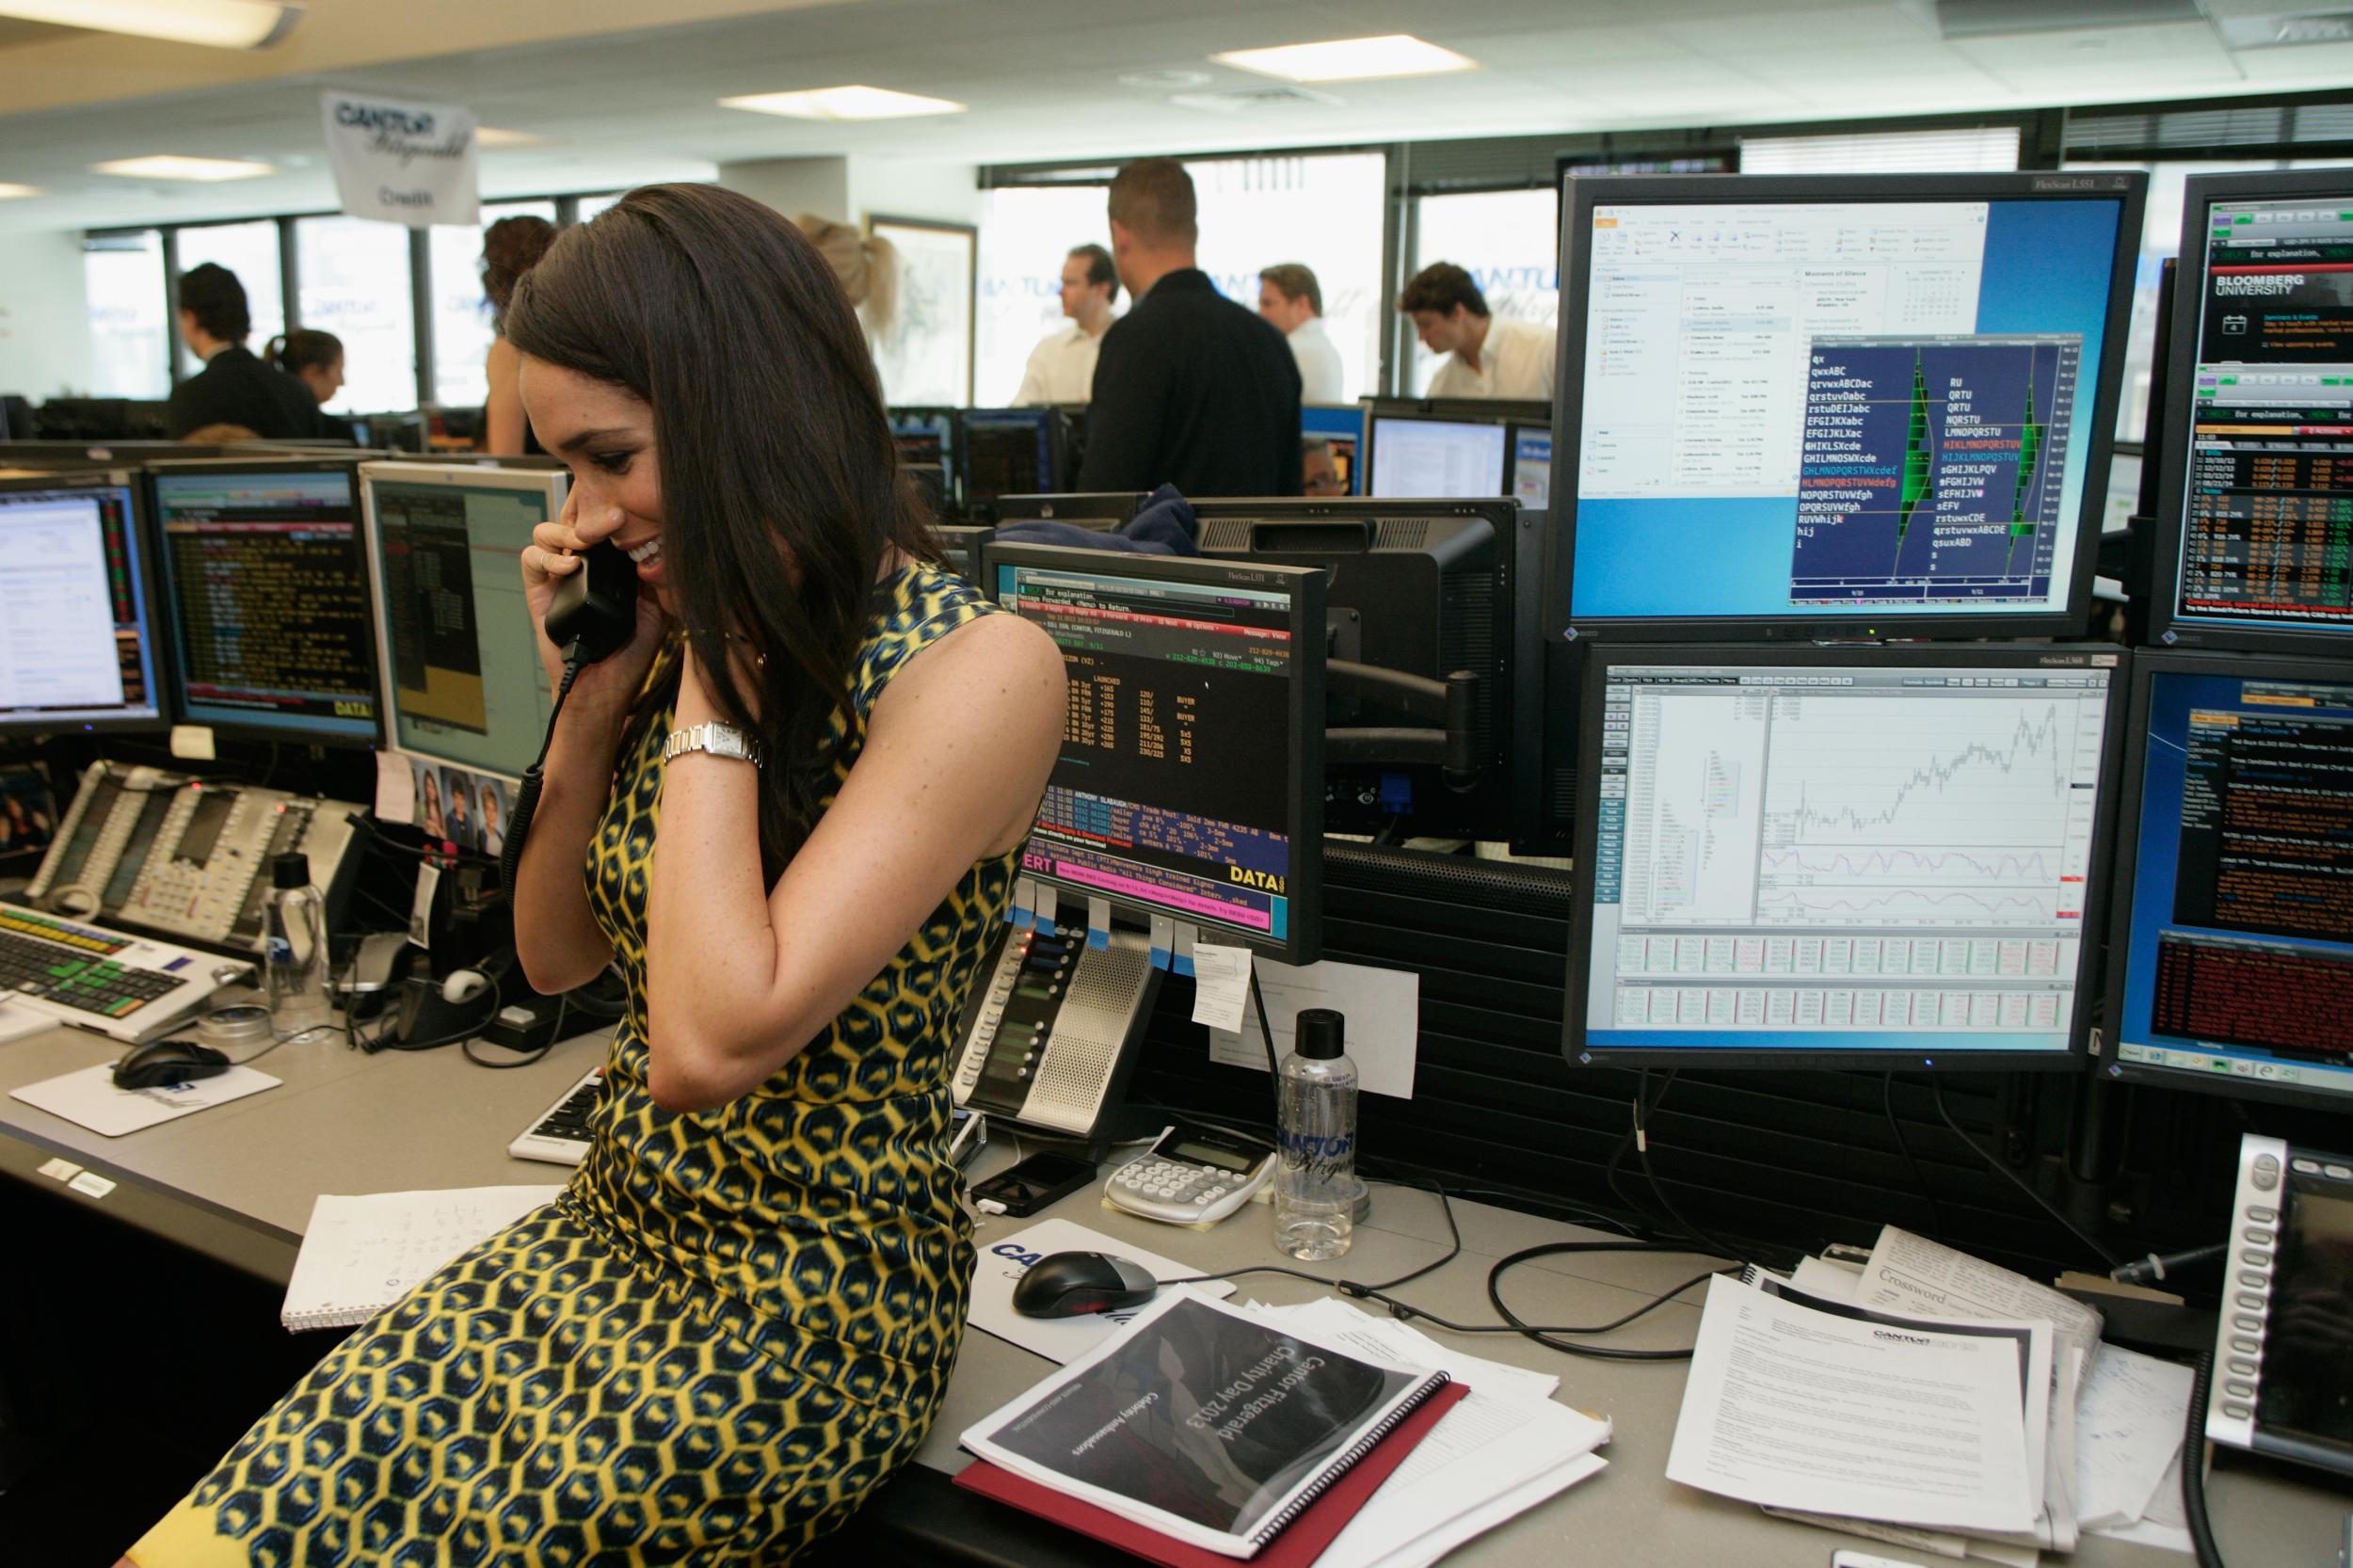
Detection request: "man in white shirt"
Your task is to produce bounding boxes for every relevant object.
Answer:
[1257,263,1345,405]
[1399,262,1556,401]
[1014,243,1118,405]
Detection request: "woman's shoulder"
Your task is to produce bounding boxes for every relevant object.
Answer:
[852,563,1037,708]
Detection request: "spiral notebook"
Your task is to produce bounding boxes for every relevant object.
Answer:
[280,1185,563,1332]
[960,1287,1451,1560]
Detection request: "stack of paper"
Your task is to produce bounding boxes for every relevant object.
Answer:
[2075,1344,2196,1555]
[1244,1296,1611,1568]
[1672,1225,2132,1568]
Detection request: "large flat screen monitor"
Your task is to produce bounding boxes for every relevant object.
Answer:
[360,461,568,779]
[148,458,379,744]
[986,542,1323,962]
[2149,170,2353,655]
[2101,651,2353,1108]
[1566,644,2126,1070]
[1555,170,2144,640]
[962,409,1064,507]
[1368,414,1507,500]
[0,471,165,734]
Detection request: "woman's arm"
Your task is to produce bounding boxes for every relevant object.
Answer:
[485,337,527,456]
[643,613,1065,1112]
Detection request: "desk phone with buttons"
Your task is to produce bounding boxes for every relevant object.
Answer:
[2205,1132,2353,1480]
[1106,1121,1276,1225]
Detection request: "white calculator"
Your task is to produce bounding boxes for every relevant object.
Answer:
[1105,1121,1276,1225]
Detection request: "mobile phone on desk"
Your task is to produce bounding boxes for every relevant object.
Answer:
[968,1151,1096,1217]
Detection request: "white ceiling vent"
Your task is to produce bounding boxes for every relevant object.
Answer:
[2216,10,2353,48]
[1934,0,2203,36]
[1168,86,1342,116]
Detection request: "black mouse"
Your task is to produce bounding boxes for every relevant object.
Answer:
[112,1038,230,1091]
[1011,1251,1162,1319]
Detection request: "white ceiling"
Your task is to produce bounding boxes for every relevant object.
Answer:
[1,0,2350,232]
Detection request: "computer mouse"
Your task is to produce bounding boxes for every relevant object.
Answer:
[1011,1251,1161,1319]
[112,1038,231,1091]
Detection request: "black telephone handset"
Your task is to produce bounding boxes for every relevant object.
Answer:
[543,540,638,664]
[502,542,640,900]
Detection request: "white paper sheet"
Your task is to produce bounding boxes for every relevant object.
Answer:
[966,1216,1233,1364]
[1206,957,1420,1098]
[2073,1343,2194,1529]
[1792,1255,1865,1303]
[1668,1275,2036,1534]
[10,1063,280,1137]
[1859,1226,2105,1375]
[1357,1452,1609,1568]
[1189,942,1252,1032]
[373,750,415,824]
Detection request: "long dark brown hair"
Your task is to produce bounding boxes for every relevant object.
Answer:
[504,183,935,882]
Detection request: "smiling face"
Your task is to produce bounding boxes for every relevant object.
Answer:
[520,356,671,602]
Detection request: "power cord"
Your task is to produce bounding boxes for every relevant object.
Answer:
[501,644,587,904]
[1930,1080,2121,1269]
[2184,1347,2225,1568]
[1883,1071,1950,1243]
[1630,1069,1755,1266]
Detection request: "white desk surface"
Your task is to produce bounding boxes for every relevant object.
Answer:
[0,1016,2334,1567]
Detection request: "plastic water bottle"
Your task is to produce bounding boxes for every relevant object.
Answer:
[1274,1008,1358,1260]
[264,851,330,1040]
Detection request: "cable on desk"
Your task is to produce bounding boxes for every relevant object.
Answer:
[463,990,566,1069]
[1883,1071,1950,1244]
[1247,965,1283,1129]
[1631,1069,1751,1266]
[2183,1345,2227,1568]
[1930,1080,2121,1270]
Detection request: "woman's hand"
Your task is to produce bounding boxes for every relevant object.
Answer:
[520,487,670,731]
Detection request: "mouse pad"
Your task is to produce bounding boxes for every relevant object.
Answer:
[969,1215,1235,1366]
[12,1062,280,1137]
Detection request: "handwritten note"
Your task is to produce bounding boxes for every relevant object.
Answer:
[1190,943,1253,1032]
[280,1185,562,1331]
[2075,1343,2194,1529]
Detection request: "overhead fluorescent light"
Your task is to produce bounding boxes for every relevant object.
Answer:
[719,86,966,121]
[92,154,276,183]
[0,184,41,200]
[0,0,300,50]
[1211,34,1476,83]
[476,127,556,150]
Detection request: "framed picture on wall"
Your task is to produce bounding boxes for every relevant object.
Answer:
[869,214,976,407]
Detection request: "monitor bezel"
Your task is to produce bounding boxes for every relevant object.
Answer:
[2097,648,2353,1111]
[0,467,171,737]
[144,456,384,747]
[983,539,1325,965]
[1563,640,2132,1072]
[2145,168,2353,657]
[359,459,570,784]
[1549,169,2147,644]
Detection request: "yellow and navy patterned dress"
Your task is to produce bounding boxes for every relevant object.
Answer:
[133,565,1015,1566]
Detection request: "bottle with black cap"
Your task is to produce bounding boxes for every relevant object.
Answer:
[264,850,330,1040]
[1274,1007,1358,1260]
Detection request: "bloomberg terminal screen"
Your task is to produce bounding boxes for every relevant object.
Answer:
[997,561,1297,945]
[2117,669,2353,1101]
[2170,198,2353,638]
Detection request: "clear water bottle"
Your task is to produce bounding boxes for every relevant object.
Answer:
[1274,1008,1358,1261]
[264,851,330,1041]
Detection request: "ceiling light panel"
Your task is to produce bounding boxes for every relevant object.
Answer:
[1211,34,1477,83]
[718,86,966,120]
[92,154,277,182]
[0,183,41,199]
[0,0,298,50]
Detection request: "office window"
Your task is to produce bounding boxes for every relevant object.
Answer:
[574,192,624,223]
[296,216,417,414]
[82,231,168,398]
[1409,189,1559,395]
[976,184,1120,405]
[175,219,283,377]
[427,200,557,408]
[1738,127,2023,174]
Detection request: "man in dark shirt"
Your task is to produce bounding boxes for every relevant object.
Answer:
[1076,160,1301,498]
[168,264,339,441]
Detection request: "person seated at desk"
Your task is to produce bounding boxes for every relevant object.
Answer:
[120,184,1067,1568]
[1399,261,1557,401]
[166,263,340,442]
[1077,159,1302,499]
[1303,436,1347,496]
[264,328,355,440]
[1015,242,1119,406]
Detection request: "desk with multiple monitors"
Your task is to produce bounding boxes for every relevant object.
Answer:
[986,542,1324,962]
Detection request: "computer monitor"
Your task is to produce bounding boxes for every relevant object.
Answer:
[1302,405,1365,495]
[1512,425,1552,508]
[0,471,165,734]
[961,409,1065,508]
[1367,414,1508,500]
[2100,651,2353,1108]
[360,461,568,779]
[147,458,380,744]
[1565,644,2126,1070]
[1555,170,2145,640]
[890,407,957,469]
[2148,170,2353,655]
[986,542,1323,962]
[934,522,990,584]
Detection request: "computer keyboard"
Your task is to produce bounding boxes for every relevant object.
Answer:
[508,1067,604,1165]
[0,904,234,1043]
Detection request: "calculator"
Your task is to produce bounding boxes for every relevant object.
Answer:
[1105,1121,1276,1225]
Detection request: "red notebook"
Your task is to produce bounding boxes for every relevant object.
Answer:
[954,1380,1469,1568]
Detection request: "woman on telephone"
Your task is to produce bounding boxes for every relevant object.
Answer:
[121,184,1064,1566]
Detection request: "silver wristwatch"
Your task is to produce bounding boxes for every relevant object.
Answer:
[663,721,764,769]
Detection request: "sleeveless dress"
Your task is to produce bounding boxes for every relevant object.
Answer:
[132,564,1016,1566]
